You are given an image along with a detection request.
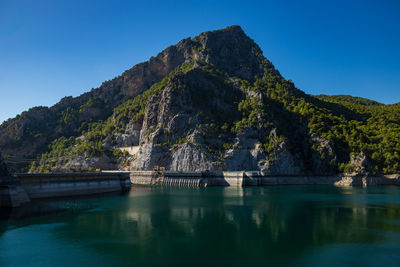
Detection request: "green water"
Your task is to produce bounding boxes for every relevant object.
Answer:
[1,186,400,266]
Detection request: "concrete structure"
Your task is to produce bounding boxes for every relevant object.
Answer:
[0,176,30,208]
[0,172,130,208]
[129,171,400,187]
[2,170,399,208]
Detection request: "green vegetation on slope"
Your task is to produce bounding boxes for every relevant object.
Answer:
[315,94,383,106]
[313,95,400,173]
[31,59,400,174]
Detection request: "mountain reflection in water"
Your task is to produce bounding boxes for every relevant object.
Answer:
[1,185,400,266]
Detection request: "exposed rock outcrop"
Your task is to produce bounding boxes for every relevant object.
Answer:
[310,133,337,174]
[350,152,368,173]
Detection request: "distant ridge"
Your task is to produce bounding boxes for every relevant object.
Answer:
[315,94,383,106]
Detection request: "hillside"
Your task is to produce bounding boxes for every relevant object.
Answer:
[2,26,400,174]
[315,94,383,106]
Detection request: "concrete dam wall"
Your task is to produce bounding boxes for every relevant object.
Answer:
[17,173,131,199]
[0,172,131,208]
[130,171,400,187]
[2,170,399,208]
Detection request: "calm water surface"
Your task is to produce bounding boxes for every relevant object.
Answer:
[1,185,400,266]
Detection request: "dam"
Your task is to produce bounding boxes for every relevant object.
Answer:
[0,172,130,208]
[1,170,400,208]
[128,170,400,187]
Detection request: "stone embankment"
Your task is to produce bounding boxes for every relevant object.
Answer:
[17,173,131,198]
[0,172,130,208]
[0,153,30,207]
[130,171,400,187]
[0,176,30,208]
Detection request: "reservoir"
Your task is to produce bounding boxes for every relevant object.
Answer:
[1,185,400,266]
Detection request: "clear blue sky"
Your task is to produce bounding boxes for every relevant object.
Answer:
[1,0,399,123]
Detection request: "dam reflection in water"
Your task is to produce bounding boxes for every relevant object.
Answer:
[1,186,400,266]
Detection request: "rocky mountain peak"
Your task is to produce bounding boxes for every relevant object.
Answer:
[192,25,265,79]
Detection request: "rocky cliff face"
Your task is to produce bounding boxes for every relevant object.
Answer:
[125,67,302,173]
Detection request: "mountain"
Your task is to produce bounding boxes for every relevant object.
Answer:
[1,26,400,174]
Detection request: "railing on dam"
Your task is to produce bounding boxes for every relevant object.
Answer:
[128,170,244,187]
